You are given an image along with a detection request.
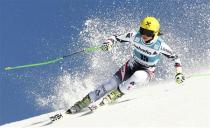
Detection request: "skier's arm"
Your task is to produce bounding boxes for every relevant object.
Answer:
[101,31,136,51]
[160,42,185,84]
[114,31,136,43]
[160,42,182,72]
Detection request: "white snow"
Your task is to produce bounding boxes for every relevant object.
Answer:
[1,75,210,128]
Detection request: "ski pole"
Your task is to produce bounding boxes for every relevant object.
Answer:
[186,72,210,79]
[4,46,102,71]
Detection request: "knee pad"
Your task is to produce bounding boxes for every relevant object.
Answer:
[119,70,150,94]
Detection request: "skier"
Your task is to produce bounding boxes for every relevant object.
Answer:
[66,16,185,114]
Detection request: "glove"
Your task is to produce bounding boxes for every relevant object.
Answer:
[175,73,185,84]
[100,36,115,51]
[100,42,113,51]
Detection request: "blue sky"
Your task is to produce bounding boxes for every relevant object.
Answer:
[0,0,137,125]
[0,0,100,124]
[0,0,209,125]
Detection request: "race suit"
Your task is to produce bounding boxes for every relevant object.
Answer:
[88,30,182,102]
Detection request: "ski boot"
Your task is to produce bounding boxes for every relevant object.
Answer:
[66,95,92,114]
[99,88,124,106]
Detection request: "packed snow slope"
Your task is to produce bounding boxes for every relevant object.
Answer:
[1,74,209,128]
[1,0,210,125]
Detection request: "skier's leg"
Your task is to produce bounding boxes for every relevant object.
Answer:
[119,70,150,94]
[66,76,120,114]
[99,60,137,105]
[88,76,120,102]
[66,59,134,114]
[100,70,150,105]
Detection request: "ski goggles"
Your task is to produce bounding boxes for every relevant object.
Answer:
[139,27,155,37]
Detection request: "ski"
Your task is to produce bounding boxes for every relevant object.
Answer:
[48,107,94,123]
[49,113,63,122]
[48,98,133,124]
[48,96,123,123]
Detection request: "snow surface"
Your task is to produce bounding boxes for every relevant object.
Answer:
[1,75,210,128]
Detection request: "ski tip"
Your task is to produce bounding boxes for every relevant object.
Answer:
[49,113,63,122]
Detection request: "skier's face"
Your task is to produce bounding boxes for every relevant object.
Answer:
[141,35,153,42]
[139,27,154,42]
